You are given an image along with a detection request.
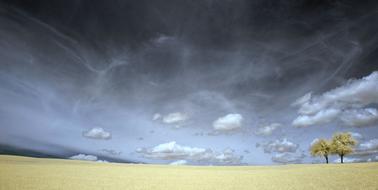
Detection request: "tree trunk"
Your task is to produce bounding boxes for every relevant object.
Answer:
[340,155,344,163]
[325,155,328,164]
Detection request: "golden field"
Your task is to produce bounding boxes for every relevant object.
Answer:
[0,155,377,190]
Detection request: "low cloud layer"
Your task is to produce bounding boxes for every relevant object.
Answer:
[100,149,122,155]
[359,139,378,152]
[292,71,378,127]
[213,114,243,131]
[82,128,112,140]
[69,154,108,163]
[272,152,305,164]
[169,160,188,165]
[340,108,378,127]
[136,141,243,165]
[332,157,374,163]
[263,139,299,153]
[351,138,378,158]
[69,154,98,161]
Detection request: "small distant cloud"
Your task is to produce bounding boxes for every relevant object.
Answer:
[153,112,188,128]
[154,35,175,44]
[213,114,243,131]
[162,112,188,124]
[255,123,281,136]
[169,160,188,165]
[262,138,299,153]
[272,152,305,164]
[82,127,111,140]
[69,154,98,161]
[69,154,108,163]
[100,149,121,155]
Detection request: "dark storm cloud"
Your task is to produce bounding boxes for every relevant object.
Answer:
[1,0,378,164]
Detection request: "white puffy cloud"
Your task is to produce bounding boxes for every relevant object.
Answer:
[162,112,188,124]
[69,154,97,161]
[292,108,340,128]
[152,112,188,127]
[136,141,243,165]
[263,138,299,153]
[169,160,188,165]
[213,114,243,131]
[340,108,378,127]
[292,71,378,127]
[82,127,111,140]
[272,152,305,164]
[255,123,281,136]
[163,112,188,123]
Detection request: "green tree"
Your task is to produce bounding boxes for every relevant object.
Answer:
[331,133,357,163]
[310,139,331,164]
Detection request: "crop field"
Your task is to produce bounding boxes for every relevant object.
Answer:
[0,155,377,190]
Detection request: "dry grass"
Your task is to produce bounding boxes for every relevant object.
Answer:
[0,155,377,190]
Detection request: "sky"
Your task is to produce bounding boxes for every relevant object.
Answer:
[0,0,378,165]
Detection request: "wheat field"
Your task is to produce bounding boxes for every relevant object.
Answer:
[0,155,377,190]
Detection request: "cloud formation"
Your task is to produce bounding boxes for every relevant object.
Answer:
[359,139,378,151]
[152,113,162,121]
[292,71,378,127]
[69,154,98,161]
[69,154,109,162]
[100,149,122,155]
[162,112,188,124]
[213,114,243,131]
[169,160,188,165]
[272,152,305,164]
[255,123,281,136]
[292,109,340,127]
[136,141,243,165]
[82,127,112,140]
[333,157,364,163]
[263,138,299,153]
[340,108,378,127]
[349,132,363,141]
[352,138,378,158]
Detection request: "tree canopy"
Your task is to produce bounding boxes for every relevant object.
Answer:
[330,133,357,163]
[310,139,331,163]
